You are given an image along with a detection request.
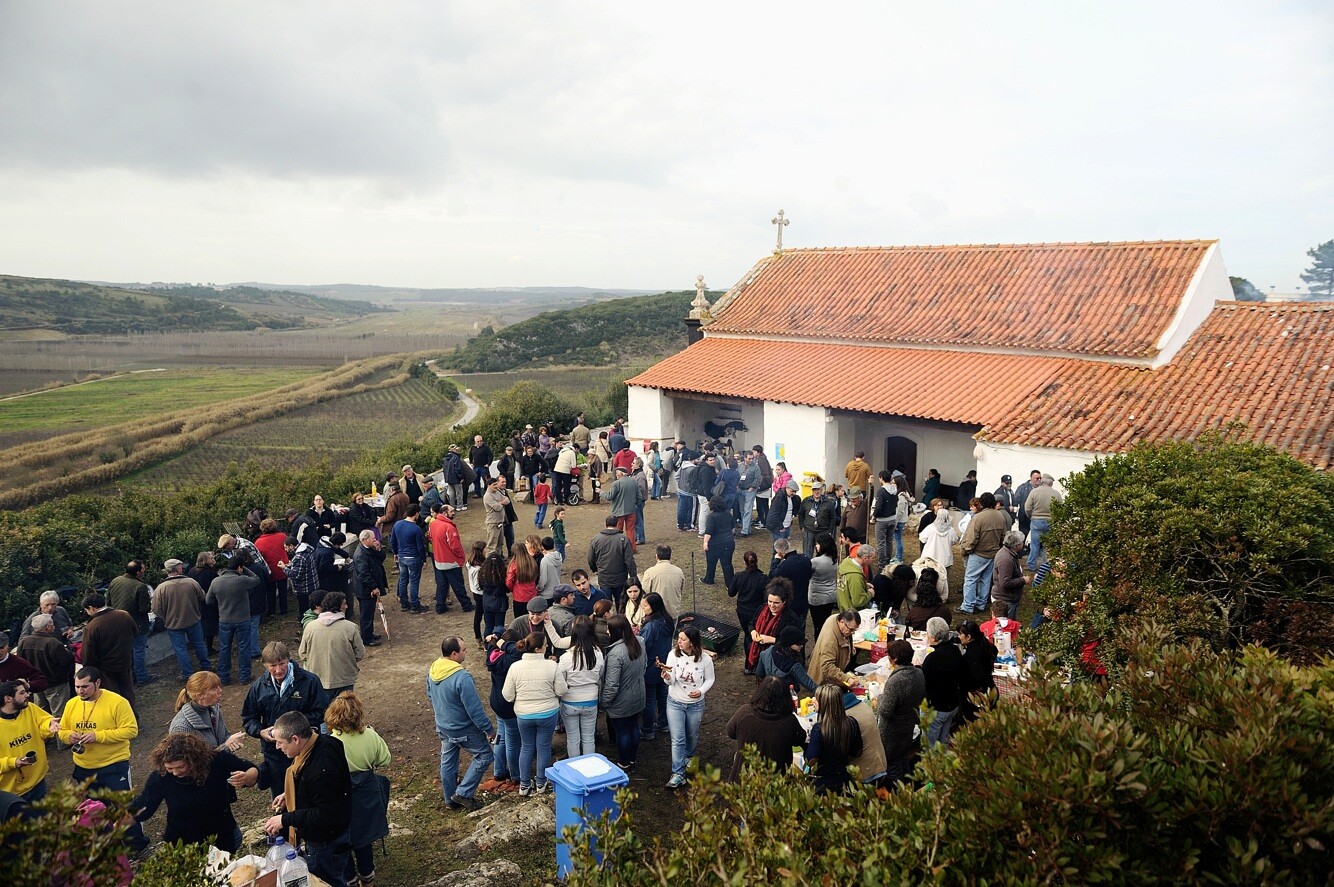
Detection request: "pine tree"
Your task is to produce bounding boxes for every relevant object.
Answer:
[1299,239,1334,298]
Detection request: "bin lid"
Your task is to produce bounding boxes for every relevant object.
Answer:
[545,754,629,795]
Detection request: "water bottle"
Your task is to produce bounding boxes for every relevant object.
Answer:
[281,849,309,887]
[265,835,287,870]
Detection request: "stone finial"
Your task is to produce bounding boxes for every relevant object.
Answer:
[689,274,712,321]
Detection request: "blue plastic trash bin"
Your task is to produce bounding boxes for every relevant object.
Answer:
[545,753,629,877]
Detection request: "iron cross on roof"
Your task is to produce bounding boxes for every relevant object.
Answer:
[771,209,790,252]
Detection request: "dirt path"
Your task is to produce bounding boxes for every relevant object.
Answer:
[45,485,933,884]
[0,367,165,402]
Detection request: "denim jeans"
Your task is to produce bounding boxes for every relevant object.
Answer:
[961,554,996,614]
[927,706,959,748]
[605,714,641,768]
[217,620,251,683]
[397,556,423,607]
[305,831,353,887]
[516,711,558,789]
[635,503,646,545]
[666,697,705,777]
[493,717,521,780]
[561,702,598,758]
[248,614,263,664]
[651,471,663,499]
[676,494,695,529]
[433,565,469,611]
[641,681,669,735]
[739,490,756,534]
[535,503,548,527]
[894,522,906,562]
[167,622,213,680]
[439,727,493,802]
[21,778,47,803]
[72,760,148,850]
[131,633,150,683]
[1027,518,1051,571]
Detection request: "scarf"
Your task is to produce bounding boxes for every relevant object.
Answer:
[281,735,318,845]
[747,605,784,670]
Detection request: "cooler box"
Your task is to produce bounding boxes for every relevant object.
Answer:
[677,612,741,655]
[546,753,629,878]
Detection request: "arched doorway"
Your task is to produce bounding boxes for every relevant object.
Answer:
[884,436,917,495]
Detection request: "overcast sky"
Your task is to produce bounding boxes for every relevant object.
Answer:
[0,2,1329,291]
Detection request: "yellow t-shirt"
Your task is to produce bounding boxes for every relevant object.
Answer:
[58,689,137,769]
[0,703,55,795]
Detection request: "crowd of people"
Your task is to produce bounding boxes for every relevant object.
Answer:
[0,414,1060,883]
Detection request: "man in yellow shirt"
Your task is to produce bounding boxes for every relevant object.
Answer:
[58,666,147,851]
[0,679,60,801]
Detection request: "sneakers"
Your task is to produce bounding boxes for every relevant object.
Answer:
[411,604,428,614]
[538,782,552,795]
[364,638,383,647]
[666,774,687,789]
[518,783,534,797]
[400,602,412,612]
[641,731,656,741]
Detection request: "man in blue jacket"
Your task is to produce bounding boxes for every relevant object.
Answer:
[241,640,330,795]
[390,504,428,614]
[427,636,494,811]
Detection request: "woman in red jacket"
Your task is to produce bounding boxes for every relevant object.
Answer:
[252,519,290,616]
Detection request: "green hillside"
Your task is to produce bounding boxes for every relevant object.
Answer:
[145,284,385,321]
[0,275,257,334]
[441,289,713,372]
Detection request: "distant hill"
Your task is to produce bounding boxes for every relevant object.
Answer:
[0,275,256,335]
[232,282,659,305]
[142,284,385,322]
[440,290,714,372]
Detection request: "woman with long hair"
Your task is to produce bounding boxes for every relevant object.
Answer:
[131,732,259,853]
[728,551,768,671]
[906,569,952,631]
[624,583,648,629]
[168,671,245,751]
[724,676,807,781]
[466,540,488,641]
[876,563,917,617]
[638,593,674,740]
[502,630,566,795]
[507,540,540,618]
[326,691,391,886]
[804,682,863,793]
[556,617,604,758]
[599,614,647,770]
[478,553,510,637]
[660,625,716,789]
[807,533,840,637]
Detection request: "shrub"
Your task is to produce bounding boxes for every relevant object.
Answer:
[134,840,216,887]
[568,636,1334,885]
[0,781,134,886]
[1031,434,1334,672]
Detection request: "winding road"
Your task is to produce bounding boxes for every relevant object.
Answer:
[425,359,480,428]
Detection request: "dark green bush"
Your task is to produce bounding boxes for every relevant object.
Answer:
[0,781,134,886]
[568,637,1334,885]
[1031,434,1334,673]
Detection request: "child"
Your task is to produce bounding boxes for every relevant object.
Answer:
[550,507,567,559]
[466,541,487,641]
[533,473,553,529]
[479,552,511,639]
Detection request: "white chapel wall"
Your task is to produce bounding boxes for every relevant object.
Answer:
[974,440,1101,494]
[1152,242,1234,368]
[764,401,830,480]
[627,385,675,444]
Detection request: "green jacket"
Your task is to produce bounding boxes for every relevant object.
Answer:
[835,556,870,611]
[106,574,152,635]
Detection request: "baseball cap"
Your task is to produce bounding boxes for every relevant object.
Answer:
[1001,474,1012,483]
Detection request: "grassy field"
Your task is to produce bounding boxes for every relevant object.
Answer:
[119,378,461,490]
[452,365,642,403]
[0,367,320,446]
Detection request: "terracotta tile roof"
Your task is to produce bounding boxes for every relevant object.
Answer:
[628,304,1334,470]
[626,337,1080,427]
[708,240,1217,359]
[980,303,1334,469]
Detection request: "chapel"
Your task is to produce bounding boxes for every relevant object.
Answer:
[626,239,1334,492]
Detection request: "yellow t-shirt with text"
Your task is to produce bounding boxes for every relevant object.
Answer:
[0,703,55,795]
[58,689,137,769]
